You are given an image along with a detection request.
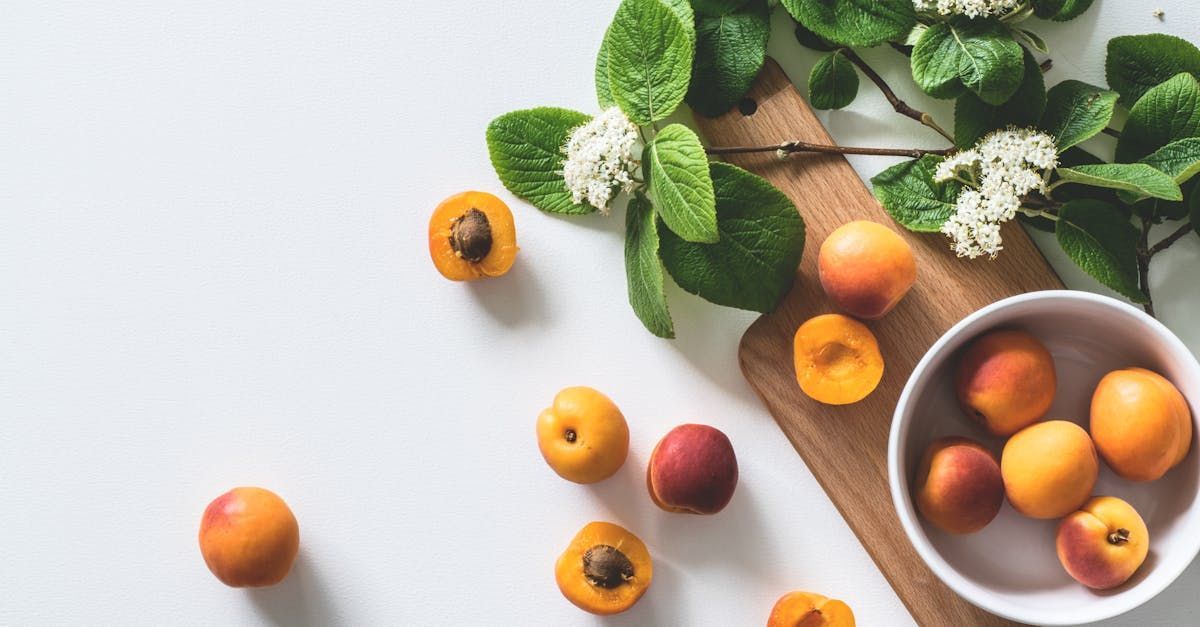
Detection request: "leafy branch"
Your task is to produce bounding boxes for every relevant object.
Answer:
[706,140,953,160]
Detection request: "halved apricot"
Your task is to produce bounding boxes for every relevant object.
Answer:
[428,191,518,281]
[555,521,652,615]
[793,314,884,405]
[767,591,855,626]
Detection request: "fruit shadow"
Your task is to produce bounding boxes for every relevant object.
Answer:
[661,280,764,402]
[246,552,340,627]
[594,558,684,627]
[466,260,550,328]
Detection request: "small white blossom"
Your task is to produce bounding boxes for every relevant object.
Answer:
[913,0,1020,18]
[935,127,1059,259]
[561,107,641,214]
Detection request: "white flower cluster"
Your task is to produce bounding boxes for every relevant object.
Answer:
[561,107,641,213]
[913,0,1021,18]
[935,127,1058,259]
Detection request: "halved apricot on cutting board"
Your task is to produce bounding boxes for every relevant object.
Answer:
[793,314,884,405]
[555,521,652,615]
[428,191,518,281]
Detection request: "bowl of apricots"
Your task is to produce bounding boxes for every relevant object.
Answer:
[889,290,1200,625]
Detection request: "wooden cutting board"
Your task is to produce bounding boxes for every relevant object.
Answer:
[694,58,1063,626]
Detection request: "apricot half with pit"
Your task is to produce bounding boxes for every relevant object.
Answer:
[1090,368,1192,482]
[793,314,885,405]
[767,591,856,626]
[198,487,299,587]
[955,329,1056,436]
[428,191,517,281]
[536,386,629,484]
[555,521,652,615]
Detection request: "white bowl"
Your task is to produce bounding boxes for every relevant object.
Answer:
[889,291,1200,625]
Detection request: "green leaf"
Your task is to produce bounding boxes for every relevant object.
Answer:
[1106,34,1200,105]
[486,108,595,214]
[912,20,1024,105]
[1140,137,1200,185]
[693,0,748,16]
[871,155,962,232]
[1049,0,1096,21]
[659,162,806,312]
[955,49,1046,148]
[794,22,837,52]
[1016,29,1049,55]
[660,0,697,34]
[645,124,719,243]
[686,1,771,118]
[624,194,674,338]
[781,0,916,48]
[809,50,860,110]
[604,0,696,125]
[1031,0,1067,18]
[1039,80,1118,151]
[595,38,615,108]
[1056,200,1148,303]
[1116,73,1200,163]
[1056,164,1182,202]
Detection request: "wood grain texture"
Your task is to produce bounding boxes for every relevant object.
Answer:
[694,59,1062,627]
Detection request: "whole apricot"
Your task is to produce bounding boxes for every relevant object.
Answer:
[818,220,916,320]
[1001,421,1098,519]
[428,191,518,281]
[955,329,1056,436]
[555,521,652,615]
[647,424,738,515]
[536,386,629,484]
[767,591,855,627]
[198,487,299,587]
[914,437,1004,534]
[1057,496,1149,590]
[793,314,885,405]
[1090,368,1193,482]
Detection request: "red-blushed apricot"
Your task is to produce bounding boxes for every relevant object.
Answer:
[428,191,517,281]
[914,437,1004,534]
[1056,496,1149,590]
[955,329,1056,436]
[1001,421,1098,519]
[555,521,652,615]
[818,220,916,320]
[536,386,629,484]
[1090,368,1192,482]
[793,314,885,405]
[198,487,299,587]
[767,591,855,626]
[647,424,738,515]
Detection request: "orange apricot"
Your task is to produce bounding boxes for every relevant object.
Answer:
[818,220,917,320]
[536,386,630,484]
[767,591,856,627]
[428,191,517,281]
[1001,421,1098,519]
[793,314,885,405]
[1090,368,1193,482]
[955,329,1057,437]
[198,487,299,587]
[555,521,652,615]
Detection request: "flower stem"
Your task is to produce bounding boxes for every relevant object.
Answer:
[1148,222,1194,256]
[1137,216,1156,317]
[839,48,956,145]
[705,140,953,160]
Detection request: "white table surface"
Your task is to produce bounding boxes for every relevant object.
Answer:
[2,2,1198,625]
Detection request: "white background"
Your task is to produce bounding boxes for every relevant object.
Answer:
[2,1,1198,625]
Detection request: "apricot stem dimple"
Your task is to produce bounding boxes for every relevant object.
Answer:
[564,428,577,443]
[1109,528,1131,545]
[582,544,634,589]
[449,208,493,263]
